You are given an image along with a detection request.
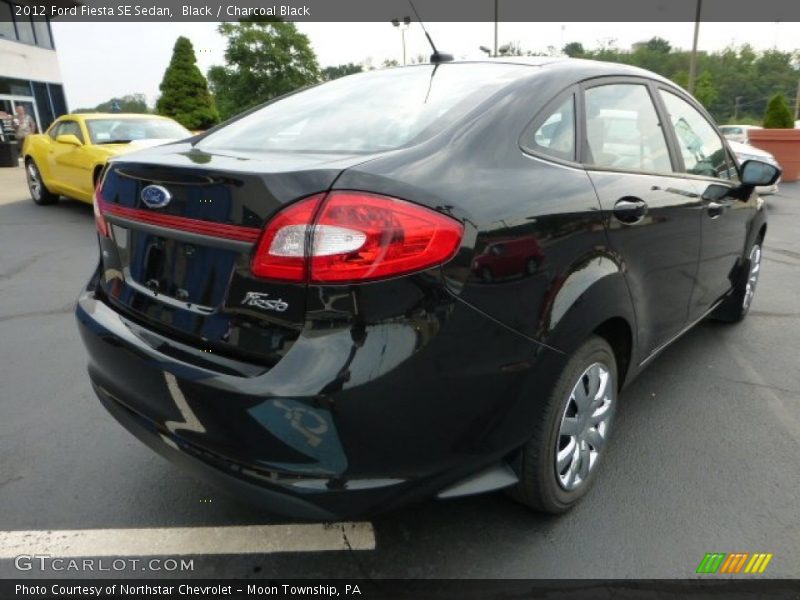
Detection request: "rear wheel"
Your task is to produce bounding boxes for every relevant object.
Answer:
[26,159,58,205]
[711,241,762,323]
[509,336,617,513]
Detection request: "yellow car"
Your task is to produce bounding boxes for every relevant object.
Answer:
[22,113,191,205]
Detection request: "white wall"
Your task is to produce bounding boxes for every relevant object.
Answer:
[0,38,62,84]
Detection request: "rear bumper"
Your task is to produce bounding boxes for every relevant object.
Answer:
[76,273,564,518]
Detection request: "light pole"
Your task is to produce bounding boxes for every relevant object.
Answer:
[493,0,498,58]
[391,16,411,65]
[688,0,702,94]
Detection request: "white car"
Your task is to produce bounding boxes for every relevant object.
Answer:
[728,139,780,195]
[719,124,762,144]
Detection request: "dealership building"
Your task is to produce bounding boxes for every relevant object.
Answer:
[0,0,70,133]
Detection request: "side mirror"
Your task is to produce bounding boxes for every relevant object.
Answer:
[55,134,82,147]
[741,159,780,187]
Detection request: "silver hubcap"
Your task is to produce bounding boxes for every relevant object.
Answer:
[27,164,41,200]
[742,244,761,313]
[556,362,615,491]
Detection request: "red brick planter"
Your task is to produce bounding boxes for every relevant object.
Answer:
[748,128,800,182]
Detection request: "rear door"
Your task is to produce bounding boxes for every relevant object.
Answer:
[581,79,703,356]
[656,87,752,319]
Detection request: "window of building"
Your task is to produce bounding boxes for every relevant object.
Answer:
[32,18,52,49]
[521,95,576,161]
[584,83,673,173]
[13,9,35,44]
[0,2,16,40]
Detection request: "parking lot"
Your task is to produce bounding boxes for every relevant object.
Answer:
[1,162,799,579]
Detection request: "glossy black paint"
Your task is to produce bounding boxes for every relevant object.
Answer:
[77,59,767,517]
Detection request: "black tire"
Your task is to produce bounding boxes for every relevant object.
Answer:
[508,335,617,514]
[710,240,762,323]
[25,159,59,205]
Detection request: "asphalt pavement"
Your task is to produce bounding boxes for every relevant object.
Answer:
[1,162,799,579]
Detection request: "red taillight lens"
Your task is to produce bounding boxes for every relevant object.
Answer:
[251,191,464,284]
[94,182,109,238]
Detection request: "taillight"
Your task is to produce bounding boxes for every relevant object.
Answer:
[94,180,109,238]
[251,191,464,284]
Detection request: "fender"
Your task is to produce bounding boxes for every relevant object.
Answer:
[541,251,638,385]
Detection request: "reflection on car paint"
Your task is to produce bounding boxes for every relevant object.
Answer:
[247,398,347,475]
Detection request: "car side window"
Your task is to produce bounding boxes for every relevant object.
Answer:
[48,122,62,139]
[521,95,576,161]
[584,84,673,173]
[659,90,736,181]
[57,120,84,143]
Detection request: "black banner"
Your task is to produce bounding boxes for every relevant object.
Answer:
[4,579,800,600]
[6,0,800,22]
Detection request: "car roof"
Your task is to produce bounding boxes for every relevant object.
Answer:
[65,113,172,120]
[442,57,677,86]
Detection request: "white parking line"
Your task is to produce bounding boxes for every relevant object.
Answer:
[0,523,375,558]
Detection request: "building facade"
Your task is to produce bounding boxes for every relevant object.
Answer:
[1,0,68,134]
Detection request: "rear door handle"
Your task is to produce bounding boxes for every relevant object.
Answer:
[613,197,648,224]
[705,200,728,218]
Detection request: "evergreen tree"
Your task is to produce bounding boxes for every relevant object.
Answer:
[763,93,795,128]
[156,36,219,130]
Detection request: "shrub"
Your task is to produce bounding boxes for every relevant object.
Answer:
[762,93,795,129]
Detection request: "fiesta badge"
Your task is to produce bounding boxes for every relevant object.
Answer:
[141,185,172,208]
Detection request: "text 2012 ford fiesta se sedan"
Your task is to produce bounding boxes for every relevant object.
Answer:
[72,58,779,519]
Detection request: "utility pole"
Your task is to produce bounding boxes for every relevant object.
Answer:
[493,0,498,57]
[734,96,742,121]
[688,0,702,94]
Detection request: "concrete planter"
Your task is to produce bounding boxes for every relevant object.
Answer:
[748,128,800,182]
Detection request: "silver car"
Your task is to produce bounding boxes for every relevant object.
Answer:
[728,139,780,195]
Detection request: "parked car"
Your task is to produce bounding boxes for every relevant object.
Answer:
[728,139,780,194]
[75,58,779,518]
[719,124,761,144]
[473,236,545,281]
[23,113,191,205]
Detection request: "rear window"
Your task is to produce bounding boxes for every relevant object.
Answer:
[87,119,191,144]
[197,63,532,154]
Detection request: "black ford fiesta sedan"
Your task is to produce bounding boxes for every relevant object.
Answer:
[75,58,779,519]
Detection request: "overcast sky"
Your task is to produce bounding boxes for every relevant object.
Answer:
[50,21,800,110]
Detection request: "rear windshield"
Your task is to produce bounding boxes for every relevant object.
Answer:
[87,119,191,144]
[197,63,532,154]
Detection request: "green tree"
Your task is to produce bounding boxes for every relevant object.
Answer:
[562,42,585,58]
[645,37,671,53]
[692,71,718,109]
[156,36,219,130]
[76,94,149,114]
[321,63,362,81]
[763,93,795,128]
[208,18,320,120]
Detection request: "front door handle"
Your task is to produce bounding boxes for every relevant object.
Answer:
[613,197,648,224]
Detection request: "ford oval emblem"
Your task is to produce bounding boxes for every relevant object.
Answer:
[141,185,172,208]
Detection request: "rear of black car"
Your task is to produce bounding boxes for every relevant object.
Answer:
[75,63,563,518]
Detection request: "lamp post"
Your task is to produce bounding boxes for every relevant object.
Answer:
[391,16,411,65]
[493,0,498,58]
